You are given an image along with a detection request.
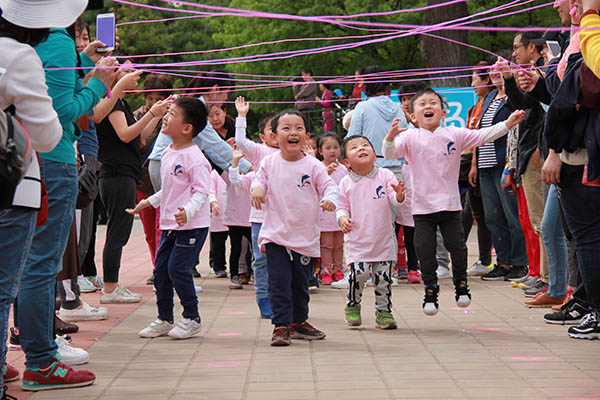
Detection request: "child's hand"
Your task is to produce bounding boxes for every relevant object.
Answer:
[326,162,338,175]
[174,207,187,227]
[226,137,236,147]
[385,118,407,142]
[232,147,244,167]
[251,186,266,210]
[338,215,354,233]
[125,199,150,215]
[210,201,220,216]
[506,110,526,129]
[320,200,335,212]
[235,96,249,117]
[302,145,316,157]
[392,181,405,203]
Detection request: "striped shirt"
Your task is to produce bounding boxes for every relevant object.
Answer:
[477,98,503,169]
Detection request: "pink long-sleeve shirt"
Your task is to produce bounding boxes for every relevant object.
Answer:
[319,164,349,232]
[210,170,228,233]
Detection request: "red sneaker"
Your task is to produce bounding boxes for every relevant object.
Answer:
[407,270,421,284]
[22,359,95,391]
[3,363,19,382]
[333,270,344,282]
[321,273,333,285]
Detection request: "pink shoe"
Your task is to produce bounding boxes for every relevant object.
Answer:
[407,270,421,284]
[333,270,344,282]
[321,273,333,285]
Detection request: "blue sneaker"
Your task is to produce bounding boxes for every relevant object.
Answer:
[257,298,272,319]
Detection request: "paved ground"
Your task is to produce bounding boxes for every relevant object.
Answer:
[6,220,600,400]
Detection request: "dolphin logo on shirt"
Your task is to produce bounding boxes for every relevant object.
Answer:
[445,141,457,156]
[172,164,184,176]
[297,174,311,187]
[373,185,385,199]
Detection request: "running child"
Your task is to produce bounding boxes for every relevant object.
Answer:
[317,132,348,284]
[382,88,525,315]
[127,97,213,339]
[251,109,338,346]
[337,135,405,329]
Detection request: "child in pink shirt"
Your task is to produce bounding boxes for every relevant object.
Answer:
[127,97,213,339]
[337,135,405,330]
[209,169,229,279]
[317,133,348,284]
[382,88,525,316]
[251,109,338,346]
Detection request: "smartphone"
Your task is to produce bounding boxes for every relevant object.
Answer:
[546,40,561,59]
[96,13,115,53]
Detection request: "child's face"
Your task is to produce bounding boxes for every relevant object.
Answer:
[319,137,340,163]
[275,113,307,159]
[259,118,279,148]
[400,95,413,121]
[410,92,447,131]
[144,92,167,111]
[342,137,376,171]
[162,104,191,138]
[308,138,318,152]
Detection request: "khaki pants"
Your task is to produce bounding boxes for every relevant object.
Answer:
[521,156,548,281]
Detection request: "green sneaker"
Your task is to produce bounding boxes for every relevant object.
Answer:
[375,311,397,330]
[344,305,361,326]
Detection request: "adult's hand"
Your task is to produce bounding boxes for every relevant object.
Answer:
[92,57,119,89]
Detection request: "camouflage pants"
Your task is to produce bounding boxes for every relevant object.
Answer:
[347,261,395,313]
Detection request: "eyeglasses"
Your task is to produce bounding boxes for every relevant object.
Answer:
[513,44,525,51]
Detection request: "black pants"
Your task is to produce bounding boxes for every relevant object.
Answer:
[266,243,311,327]
[209,231,228,272]
[395,223,419,271]
[228,226,252,278]
[414,211,467,286]
[81,195,103,278]
[99,175,137,283]
[462,188,492,266]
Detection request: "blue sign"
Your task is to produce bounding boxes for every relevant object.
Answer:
[390,88,477,128]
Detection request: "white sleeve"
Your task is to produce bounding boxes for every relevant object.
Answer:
[321,185,339,208]
[382,139,396,160]
[481,121,509,144]
[147,190,162,208]
[183,192,209,221]
[336,209,350,222]
[229,166,241,185]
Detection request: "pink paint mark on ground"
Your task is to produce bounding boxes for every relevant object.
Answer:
[474,327,501,332]
[511,356,549,361]
[217,332,242,337]
[227,311,248,315]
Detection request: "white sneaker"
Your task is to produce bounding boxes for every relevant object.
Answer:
[56,335,89,365]
[366,278,374,287]
[391,276,398,287]
[168,318,202,339]
[77,276,97,293]
[59,302,109,322]
[331,276,349,289]
[195,285,203,293]
[138,319,174,338]
[120,286,142,300]
[436,266,451,279]
[467,260,492,276]
[100,286,141,304]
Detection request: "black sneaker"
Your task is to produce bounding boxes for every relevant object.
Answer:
[8,327,20,351]
[423,284,440,316]
[192,267,201,278]
[453,279,471,308]
[308,275,320,293]
[481,265,509,281]
[523,280,549,298]
[271,326,291,346]
[544,299,588,325]
[146,275,154,285]
[568,311,600,340]
[505,265,528,281]
[290,321,326,340]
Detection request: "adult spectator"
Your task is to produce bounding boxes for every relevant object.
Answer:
[351,67,365,107]
[208,103,235,141]
[293,67,317,131]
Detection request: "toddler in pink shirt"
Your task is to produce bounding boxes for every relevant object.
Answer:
[209,169,229,279]
[382,88,525,316]
[127,97,213,339]
[251,109,338,346]
[337,135,405,330]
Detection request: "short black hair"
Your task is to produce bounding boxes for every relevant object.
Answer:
[173,97,208,137]
[363,65,391,96]
[188,71,234,93]
[270,109,307,133]
[341,135,374,160]
[409,88,448,113]
[302,68,313,76]
[143,74,173,96]
[516,29,544,54]
[473,59,492,83]
[318,132,341,149]
[258,112,276,134]
[399,82,428,98]
[0,16,49,46]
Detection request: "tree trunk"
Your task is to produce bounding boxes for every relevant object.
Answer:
[420,0,469,87]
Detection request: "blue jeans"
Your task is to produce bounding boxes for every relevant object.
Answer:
[541,185,568,298]
[479,165,528,266]
[558,165,600,311]
[0,208,36,385]
[19,159,77,369]
[251,222,269,301]
[154,228,208,322]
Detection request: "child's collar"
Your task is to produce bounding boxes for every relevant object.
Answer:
[349,166,378,182]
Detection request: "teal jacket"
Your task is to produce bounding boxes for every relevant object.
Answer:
[35,29,107,164]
